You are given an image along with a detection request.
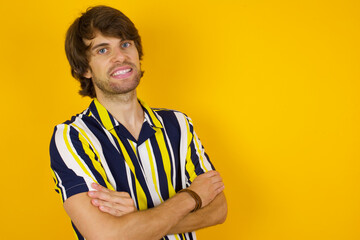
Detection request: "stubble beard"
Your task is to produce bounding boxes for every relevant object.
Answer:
[92,62,142,98]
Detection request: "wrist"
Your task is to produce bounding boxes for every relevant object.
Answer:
[177,189,202,212]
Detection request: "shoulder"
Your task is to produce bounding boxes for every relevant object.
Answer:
[151,108,196,136]
[152,108,192,122]
[152,108,192,127]
[50,108,94,141]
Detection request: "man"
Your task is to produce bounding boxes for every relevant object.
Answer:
[50,5,227,240]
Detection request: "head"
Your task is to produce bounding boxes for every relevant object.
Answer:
[65,5,143,98]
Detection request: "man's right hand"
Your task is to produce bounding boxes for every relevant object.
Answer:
[187,170,225,207]
[88,182,136,217]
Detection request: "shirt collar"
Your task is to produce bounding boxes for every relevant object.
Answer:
[89,98,163,131]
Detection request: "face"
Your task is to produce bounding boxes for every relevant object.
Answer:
[83,32,142,98]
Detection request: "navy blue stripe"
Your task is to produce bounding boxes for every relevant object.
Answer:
[160,113,182,191]
[84,117,132,192]
[205,152,215,170]
[89,101,100,119]
[188,232,194,240]
[189,138,206,176]
[69,126,108,187]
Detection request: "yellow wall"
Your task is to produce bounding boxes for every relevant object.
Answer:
[1,0,359,239]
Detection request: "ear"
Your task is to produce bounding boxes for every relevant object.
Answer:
[83,69,92,79]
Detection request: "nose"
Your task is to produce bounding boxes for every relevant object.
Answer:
[111,46,126,63]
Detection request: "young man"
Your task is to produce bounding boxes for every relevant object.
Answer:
[50,5,227,240]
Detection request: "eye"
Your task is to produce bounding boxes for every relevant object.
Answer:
[121,42,131,48]
[98,48,108,54]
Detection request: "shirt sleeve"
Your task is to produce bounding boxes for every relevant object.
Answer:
[183,115,215,186]
[49,123,112,202]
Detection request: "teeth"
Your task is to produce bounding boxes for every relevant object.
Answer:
[112,68,131,76]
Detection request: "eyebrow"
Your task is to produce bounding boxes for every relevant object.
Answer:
[91,43,109,51]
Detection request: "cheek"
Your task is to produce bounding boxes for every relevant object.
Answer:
[90,61,106,74]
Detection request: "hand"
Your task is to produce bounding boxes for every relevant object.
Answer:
[88,183,137,217]
[187,171,225,208]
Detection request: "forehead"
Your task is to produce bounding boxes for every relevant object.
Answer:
[83,32,123,48]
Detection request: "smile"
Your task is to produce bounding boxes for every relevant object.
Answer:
[111,68,132,76]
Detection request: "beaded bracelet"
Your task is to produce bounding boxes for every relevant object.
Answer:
[178,188,202,212]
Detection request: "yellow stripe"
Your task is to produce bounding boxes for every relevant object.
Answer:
[186,144,197,182]
[95,101,148,210]
[94,99,115,130]
[63,125,97,183]
[174,234,180,240]
[129,140,138,159]
[193,133,209,172]
[74,124,114,190]
[184,116,193,149]
[72,227,81,240]
[139,99,162,128]
[113,132,148,210]
[184,117,197,182]
[154,128,176,197]
[145,140,163,202]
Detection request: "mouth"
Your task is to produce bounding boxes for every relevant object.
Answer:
[110,66,133,78]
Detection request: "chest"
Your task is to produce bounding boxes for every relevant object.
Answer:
[94,123,183,209]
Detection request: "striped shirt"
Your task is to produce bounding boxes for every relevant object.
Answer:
[50,98,214,240]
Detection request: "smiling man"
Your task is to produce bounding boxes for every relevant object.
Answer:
[50,5,227,240]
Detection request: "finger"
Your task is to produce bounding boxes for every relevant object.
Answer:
[116,191,132,197]
[89,191,134,206]
[91,198,101,207]
[215,185,225,195]
[91,182,110,193]
[212,182,225,192]
[209,174,223,184]
[95,199,136,215]
[98,205,123,217]
[88,190,112,201]
[202,170,218,177]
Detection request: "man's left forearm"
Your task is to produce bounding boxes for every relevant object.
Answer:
[167,192,227,235]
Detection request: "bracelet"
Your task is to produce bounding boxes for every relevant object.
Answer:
[178,188,202,212]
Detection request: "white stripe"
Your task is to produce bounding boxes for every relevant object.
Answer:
[72,118,117,189]
[54,125,96,196]
[138,141,162,206]
[54,170,67,200]
[128,140,157,206]
[125,163,138,209]
[144,111,154,127]
[165,234,176,240]
[174,112,189,189]
[193,131,213,171]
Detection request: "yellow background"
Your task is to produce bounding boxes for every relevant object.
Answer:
[0,0,359,239]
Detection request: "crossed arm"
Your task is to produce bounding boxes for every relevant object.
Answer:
[64,170,227,240]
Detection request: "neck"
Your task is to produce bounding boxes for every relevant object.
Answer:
[96,90,144,140]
